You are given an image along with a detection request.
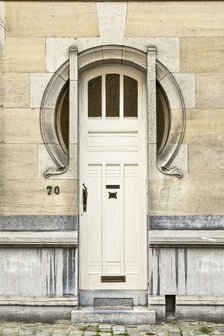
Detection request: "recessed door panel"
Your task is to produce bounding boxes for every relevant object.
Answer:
[106,165,121,274]
[87,165,102,274]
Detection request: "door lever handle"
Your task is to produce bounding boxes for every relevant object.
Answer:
[82,183,88,212]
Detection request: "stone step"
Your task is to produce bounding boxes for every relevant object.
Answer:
[79,290,148,306]
[71,306,156,325]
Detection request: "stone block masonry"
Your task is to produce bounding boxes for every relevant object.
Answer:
[1,0,224,324]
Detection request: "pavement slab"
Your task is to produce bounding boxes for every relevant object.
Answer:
[98,324,112,332]
[0,321,223,336]
[112,325,126,334]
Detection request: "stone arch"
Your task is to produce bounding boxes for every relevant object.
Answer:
[40,45,185,178]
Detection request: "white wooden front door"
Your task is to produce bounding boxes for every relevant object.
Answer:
[79,66,147,291]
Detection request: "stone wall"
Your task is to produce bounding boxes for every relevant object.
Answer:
[0,1,99,216]
[1,0,224,321]
[0,1,224,216]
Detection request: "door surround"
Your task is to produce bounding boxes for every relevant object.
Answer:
[40,45,186,180]
[39,43,186,305]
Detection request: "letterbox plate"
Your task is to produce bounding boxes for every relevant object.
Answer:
[101,275,126,283]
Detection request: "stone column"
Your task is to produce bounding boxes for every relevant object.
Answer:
[69,47,79,214]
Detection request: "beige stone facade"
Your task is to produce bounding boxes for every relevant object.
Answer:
[1,0,224,323]
[1,1,224,215]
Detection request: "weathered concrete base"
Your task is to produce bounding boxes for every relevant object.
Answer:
[176,305,224,323]
[153,305,224,323]
[151,300,224,323]
[71,306,156,325]
[0,306,73,322]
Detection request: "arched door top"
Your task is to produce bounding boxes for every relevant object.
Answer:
[40,45,185,178]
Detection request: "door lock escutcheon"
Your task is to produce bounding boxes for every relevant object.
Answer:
[82,183,88,212]
[108,192,117,199]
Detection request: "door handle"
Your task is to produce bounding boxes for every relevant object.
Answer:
[82,183,88,212]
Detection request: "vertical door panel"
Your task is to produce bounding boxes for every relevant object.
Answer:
[87,165,102,274]
[105,165,121,274]
[124,165,139,274]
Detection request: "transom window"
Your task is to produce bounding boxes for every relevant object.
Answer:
[56,80,170,155]
[88,74,138,119]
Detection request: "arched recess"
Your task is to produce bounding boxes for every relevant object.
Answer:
[40,45,185,178]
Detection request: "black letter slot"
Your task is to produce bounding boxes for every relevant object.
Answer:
[106,185,120,189]
[108,192,117,199]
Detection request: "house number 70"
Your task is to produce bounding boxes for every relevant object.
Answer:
[47,186,60,195]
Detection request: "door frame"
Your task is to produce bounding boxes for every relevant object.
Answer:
[78,64,148,293]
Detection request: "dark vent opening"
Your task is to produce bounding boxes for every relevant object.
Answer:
[165,295,176,319]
